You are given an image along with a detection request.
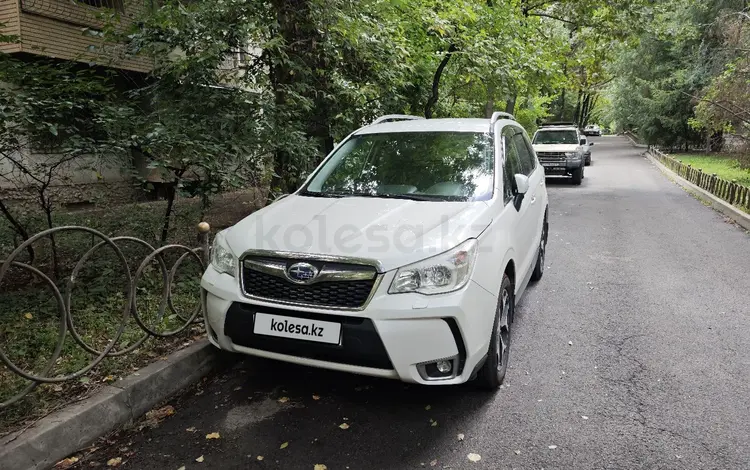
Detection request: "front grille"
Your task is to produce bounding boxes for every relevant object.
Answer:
[241,257,378,309]
[537,152,567,165]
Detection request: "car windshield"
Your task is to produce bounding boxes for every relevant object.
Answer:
[533,130,578,144]
[301,131,494,201]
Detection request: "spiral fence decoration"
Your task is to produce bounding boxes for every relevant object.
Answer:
[0,222,211,408]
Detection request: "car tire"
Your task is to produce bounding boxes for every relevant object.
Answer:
[476,274,513,390]
[572,166,583,185]
[530,213,548,283]
[585,155,591,166]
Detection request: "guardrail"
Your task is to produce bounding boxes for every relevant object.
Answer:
[648,146,750,211]
[0,222,211,408]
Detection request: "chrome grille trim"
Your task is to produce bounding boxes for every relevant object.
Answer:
[238,250,383,311]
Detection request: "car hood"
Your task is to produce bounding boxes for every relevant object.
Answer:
[532,144,579,153]
[223,195,492,272]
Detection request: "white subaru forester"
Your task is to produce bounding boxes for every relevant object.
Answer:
[201,113,549,389]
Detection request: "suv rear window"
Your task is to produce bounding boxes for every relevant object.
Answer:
[533,130,578,145]
[303,132,494,201]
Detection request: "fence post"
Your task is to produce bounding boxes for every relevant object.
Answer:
[198,222,211,267]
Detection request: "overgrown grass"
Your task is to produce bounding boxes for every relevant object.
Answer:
[0,190,263,435]
[671,153,750,188]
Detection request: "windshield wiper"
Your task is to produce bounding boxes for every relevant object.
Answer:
[368,193,444,201]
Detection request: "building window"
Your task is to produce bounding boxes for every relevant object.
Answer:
[76,0,125,12]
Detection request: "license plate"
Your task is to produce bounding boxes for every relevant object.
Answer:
[253,312,342,344]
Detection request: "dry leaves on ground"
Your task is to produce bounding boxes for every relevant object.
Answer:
[278,397,290,403]
[430,459,438,466]
[457,433,465,441]
[548,445,558,450]
[280,442,289,449]
[206,432,221,440]
[312,394,321,400]
[257,456,264,461]
[467,453,481,462]
[196,455,205,462]
[107,457,122,467]
[314,465,328,470]
[54,457,79,469]
[339,423,350,430]
[186,427,197,432]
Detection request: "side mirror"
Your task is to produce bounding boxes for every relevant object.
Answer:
[513,174,529,211]
[514,174,530,195]
[579,138,586,145]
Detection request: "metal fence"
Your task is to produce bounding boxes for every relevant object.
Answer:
[648,147,750,211]
[0,223,211,408]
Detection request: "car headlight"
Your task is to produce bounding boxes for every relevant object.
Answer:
[389,239,478,295]
[210,233,236,277]
[565,152,578,158]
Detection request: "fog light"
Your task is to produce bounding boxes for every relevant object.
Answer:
[436,360,452,374]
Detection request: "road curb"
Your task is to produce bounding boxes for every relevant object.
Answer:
[0,339,222,470]
[645,150,750,232]
[622,132,648,148]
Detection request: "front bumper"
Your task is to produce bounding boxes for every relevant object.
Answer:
[541,158,582,175]
[201,265,498,385]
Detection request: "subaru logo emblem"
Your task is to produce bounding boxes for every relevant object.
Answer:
[286,262,319,284]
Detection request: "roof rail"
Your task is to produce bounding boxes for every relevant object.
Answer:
[489,111,516,133]
[540,121,576,127]
[370,114,425,126]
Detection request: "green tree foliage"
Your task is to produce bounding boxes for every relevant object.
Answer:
[606,0,748,150]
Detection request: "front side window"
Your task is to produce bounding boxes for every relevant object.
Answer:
[303,132,494,201]
[512,133,536,176]
[533,130,579,145]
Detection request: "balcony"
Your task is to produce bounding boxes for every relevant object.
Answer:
[0,0,152,73]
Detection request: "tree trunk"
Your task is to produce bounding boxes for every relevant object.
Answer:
[160,183,176,245]
[0,199,35,263]
[484,83,495,118]
[424,44,457,119]
[505,94,517,115]
[572,89,583,124]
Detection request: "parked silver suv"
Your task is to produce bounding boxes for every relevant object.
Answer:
[532,124,587,185]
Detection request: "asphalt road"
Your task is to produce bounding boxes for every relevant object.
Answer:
[89,136,750,470]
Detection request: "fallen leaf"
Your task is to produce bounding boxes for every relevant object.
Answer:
[314,465,328,470]
[186,427,196,432]
[312,394,321,400]
[467,453,482,462]
[146,405,175,421]
[514,450,521,455]
[107,457,122,467]
[582,416,589,420]
[430,460,438,466]
[55,456,79,469]
[339,423,350,430]
[195,455,204,463]
[548,445,557,450]
[278,397,289,403]
[233,386,242,391]
[457,433,465,441]
[257,456,264,461]
[431,421,438,427]
[177,467,186,470]
[205,432,221,440]
[280,442,289,449]
[24,312,33,320]
[425,405,431,411]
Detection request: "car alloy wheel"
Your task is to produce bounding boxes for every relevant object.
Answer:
[496,288,511,377]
